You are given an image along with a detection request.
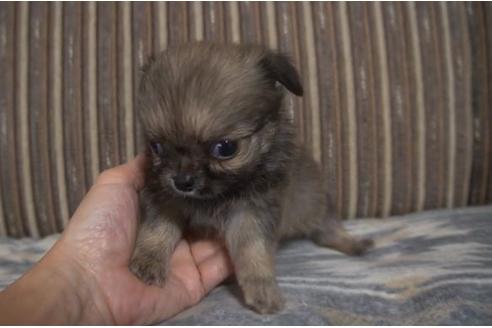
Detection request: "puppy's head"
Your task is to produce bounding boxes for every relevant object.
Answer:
[138,43,303,199]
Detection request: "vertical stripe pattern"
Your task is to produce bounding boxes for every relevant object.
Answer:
[407,2,426,212]
[0,2,489,237]
[50,2,69,228]
[338,3,358,219]
[83,2,99,186]
[372,2,393,217]
[17,3,39,237]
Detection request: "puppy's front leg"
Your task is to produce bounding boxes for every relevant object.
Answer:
[226,209,284,314]
[130,216,182,286]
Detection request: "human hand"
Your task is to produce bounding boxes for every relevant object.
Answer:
[0,155,233,325]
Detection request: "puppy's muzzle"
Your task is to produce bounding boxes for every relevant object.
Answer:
[172,174,197,193]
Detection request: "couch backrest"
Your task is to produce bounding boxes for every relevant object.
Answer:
[0,2,491,237]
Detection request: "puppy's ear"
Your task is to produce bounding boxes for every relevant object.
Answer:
[259,52,303,96]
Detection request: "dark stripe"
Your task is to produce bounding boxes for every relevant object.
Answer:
[415,3,444,210]
[296,2,314,158]
[276,2,305,148]
[63,3,86,216]
[402,3,421,213]
[433,3,452,209]
[239,2,263,44]
[383,3,415,215]
[448,3,473,207]
[0,3,24,236]
[467,3,490,205]
[17,3,39,236]
[334,2,358,219]
[97,3,121,171]
[116,2,133,163]
[167,2,190,45]
[82,2,99,187]
[132,2,154,154]
[204,2,225,42]
[48,2,69,230]
[313,2,343,217]
[484,3,492,204]
[29,3,56,235]
[348,3,379,218]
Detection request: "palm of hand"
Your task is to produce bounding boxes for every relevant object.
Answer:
[47,157,231,324]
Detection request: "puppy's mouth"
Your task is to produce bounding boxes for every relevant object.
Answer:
[168,177,213,199]
[171,189,216,200]
[172,188,197,198]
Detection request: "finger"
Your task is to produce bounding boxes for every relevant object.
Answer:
[141,243,232,324]
[168,240,193,268]
[197,247,233,293]
[95,154,148,191]
[149,251,232,323]
[144,242,199,323]
[139,280,193,325]
[190,239,225,264]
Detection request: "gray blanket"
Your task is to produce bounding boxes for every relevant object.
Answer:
[1,206,492,325]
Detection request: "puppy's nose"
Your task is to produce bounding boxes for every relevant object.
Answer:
[172,174,196,192]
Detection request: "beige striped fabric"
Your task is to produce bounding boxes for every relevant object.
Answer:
[0,2,491,237]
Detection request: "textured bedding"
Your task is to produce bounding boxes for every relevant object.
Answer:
[1,206,492,325]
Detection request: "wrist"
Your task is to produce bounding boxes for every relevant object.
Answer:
[0,243,114,325]
[41,243,116,324]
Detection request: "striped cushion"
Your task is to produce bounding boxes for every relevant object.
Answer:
[0,3,491,237]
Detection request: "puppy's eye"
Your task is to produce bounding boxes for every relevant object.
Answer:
[149,141,164,156]
[210,139,238,160]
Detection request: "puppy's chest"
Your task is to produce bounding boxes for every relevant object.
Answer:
[185,205,232,237]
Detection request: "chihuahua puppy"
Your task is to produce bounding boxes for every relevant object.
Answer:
[130,43,373,314]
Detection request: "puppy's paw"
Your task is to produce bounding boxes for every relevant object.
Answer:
[130,254,167,286]
[311,229,374,257]
[241,278,285,314]
[350,238,374,256]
